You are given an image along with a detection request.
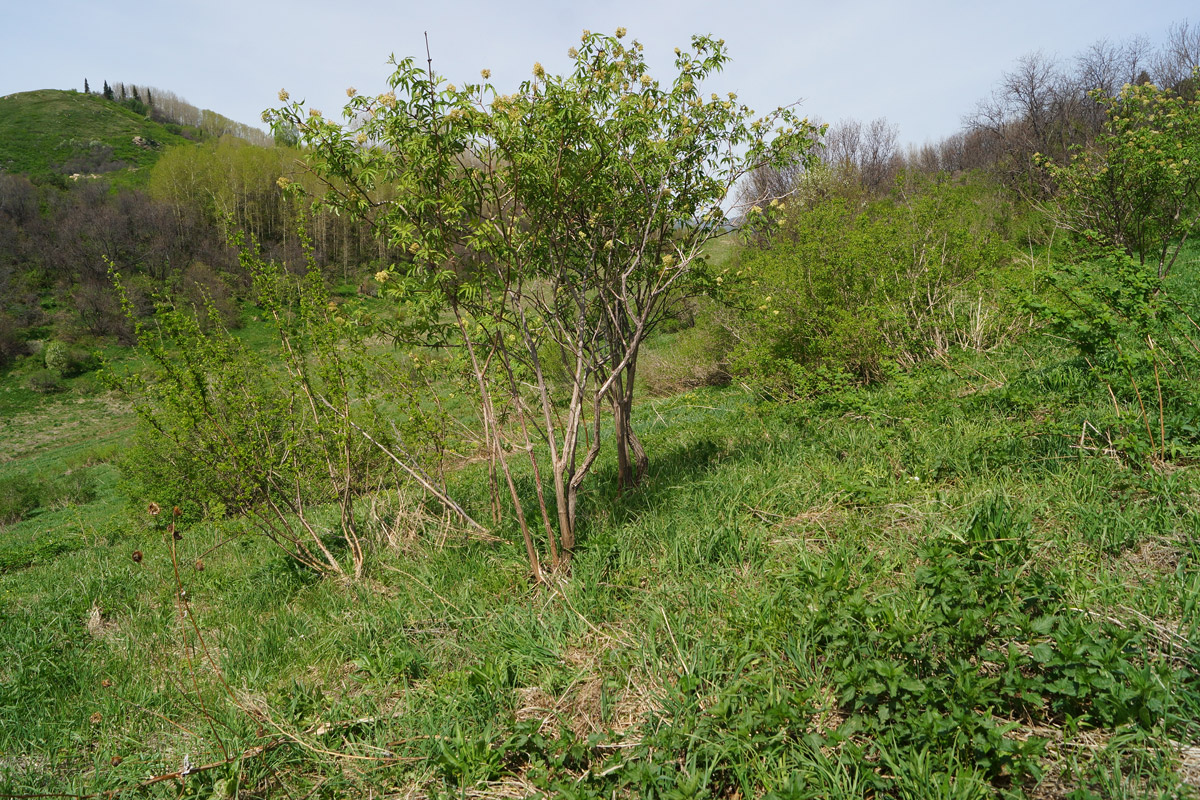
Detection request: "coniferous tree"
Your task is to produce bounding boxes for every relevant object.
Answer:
[84,78,90,94]
[132,86,140,102]
[120,84,126,100]
[145,87,152,107]
[103,80,113,101]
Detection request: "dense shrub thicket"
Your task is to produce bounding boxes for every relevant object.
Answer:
[720,175,1023,396]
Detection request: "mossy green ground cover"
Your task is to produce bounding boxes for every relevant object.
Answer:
[2,320,1198,797]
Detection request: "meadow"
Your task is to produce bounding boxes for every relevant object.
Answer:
[2,288,1199,797]
[2,28,1200,799]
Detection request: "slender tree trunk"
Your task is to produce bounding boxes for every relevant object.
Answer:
[611,354,647,491]
[456,308,542,582]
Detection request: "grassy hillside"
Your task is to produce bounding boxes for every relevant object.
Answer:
[2,317,1199,797]
[0,89,195,187]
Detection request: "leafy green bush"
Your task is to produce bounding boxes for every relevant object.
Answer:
[42,340,68,374]
[45,470,97,509]
[0,474,42,525]
[65,347,100,377]
[1028,74,1200,460]
[1026,242,1200,459]
[0,470,95,525]
[111,237,451,579]
[42,340,100,378]
[27,369,65,394]
[727,176,1016,396]
[1040,73,1200,282]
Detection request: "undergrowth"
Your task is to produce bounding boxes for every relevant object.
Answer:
[2,333,1198,798]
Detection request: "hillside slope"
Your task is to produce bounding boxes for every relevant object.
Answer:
[0,89,194,185]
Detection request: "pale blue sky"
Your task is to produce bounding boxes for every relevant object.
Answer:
[1,1,1195,147]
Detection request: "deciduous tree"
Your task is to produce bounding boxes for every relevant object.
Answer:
[1040,71,1200,279]
[267,30,817,577]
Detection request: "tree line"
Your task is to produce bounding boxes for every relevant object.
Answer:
[0,136,385,363]
[742,20,1200,204]
[82,78,273,146]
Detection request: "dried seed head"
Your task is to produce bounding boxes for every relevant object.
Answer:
[131,550,143,563]
[90,712,102,725]
[173,506,181,517]
[110,755,122,766]
[147,502,160,516]
[195,560,205,572]
[101,679,112,688]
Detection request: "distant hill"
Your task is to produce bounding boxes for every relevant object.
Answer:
[0,89,201,187]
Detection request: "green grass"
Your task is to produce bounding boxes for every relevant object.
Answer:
[0,89,195,187]
[0,341,136,570]
[2,327,1198,797]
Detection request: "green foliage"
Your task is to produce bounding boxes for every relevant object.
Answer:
[110,234,447,577]
[1026,241,1200,458]
[7,30,1200,800]
[1030,73,1200,460]
[42,340,99,378]
[119,96,147,117]
[1041,72,1200,279]
[825,495,1185,765]
[26,368,65,394]
[0,474,42,525]
[267,29,820,571]
[0,469,96,526]
[148,136,295,242]
[728,176,1015,395]
[4,335,1200,797]
[42,341,68,374]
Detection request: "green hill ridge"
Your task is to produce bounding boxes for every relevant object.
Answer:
[0,89,195,186]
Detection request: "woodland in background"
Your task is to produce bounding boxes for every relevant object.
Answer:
[1,21,1196,370]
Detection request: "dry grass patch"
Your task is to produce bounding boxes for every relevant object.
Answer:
[85,600,120,640]
[515,638,663,744]
[1116,535,1185,585]
[1018,723,1200,799]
